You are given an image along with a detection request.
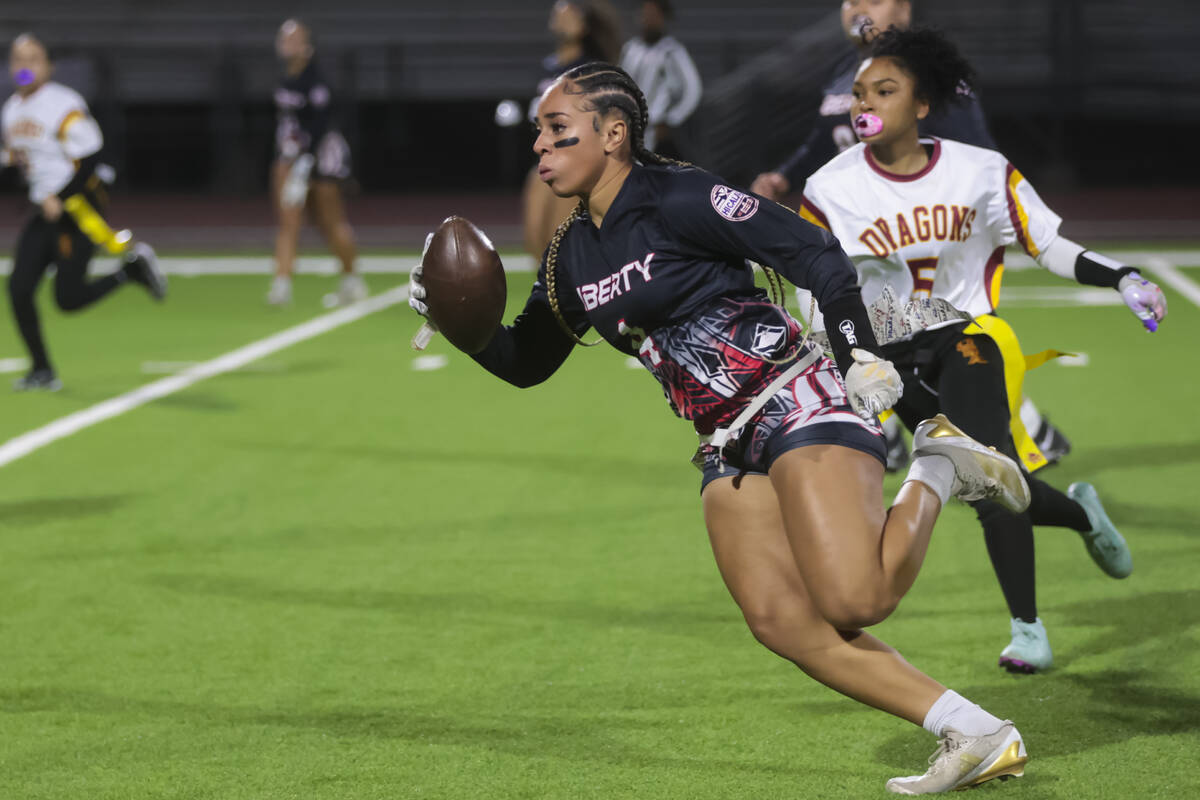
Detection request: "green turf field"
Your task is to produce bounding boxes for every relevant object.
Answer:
[1,252,1198,799]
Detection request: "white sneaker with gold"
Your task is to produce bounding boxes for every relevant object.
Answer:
[886,721,1027,794]
[912,414,1031,512]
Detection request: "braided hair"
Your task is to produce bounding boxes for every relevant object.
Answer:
[868,27,977,114]
[541,62,789,345]
[542,62,688,345]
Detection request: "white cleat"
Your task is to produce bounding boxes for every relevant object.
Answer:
[322,273,368,308]
[266,275,293,306]
[912,414,1031,512]
[886,721,1028,794]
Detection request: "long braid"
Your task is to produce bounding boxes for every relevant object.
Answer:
[544,203,601,346]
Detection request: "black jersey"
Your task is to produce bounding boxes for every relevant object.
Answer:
[775,48,996,188]
[471,163,877,434]
[274,60,337,160]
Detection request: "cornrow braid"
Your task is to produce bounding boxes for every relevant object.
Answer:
[544,203,602,346]
[545,62,790,350]
[559,61,690,169]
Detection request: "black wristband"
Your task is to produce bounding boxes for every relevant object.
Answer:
[1075,251,1137,289]
[56,152,100,200]
[821,293,879,377]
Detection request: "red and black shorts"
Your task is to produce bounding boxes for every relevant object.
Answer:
[698,352,886,491]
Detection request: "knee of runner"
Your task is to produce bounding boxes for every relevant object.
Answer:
[53,285,86,312]
[740,601,808,651]
[814,588,896,630]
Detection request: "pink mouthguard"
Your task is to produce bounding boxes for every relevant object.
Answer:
[854,114,883,138]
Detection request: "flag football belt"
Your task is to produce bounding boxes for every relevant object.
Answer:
[866,285,972,345]
[692,345,824,473]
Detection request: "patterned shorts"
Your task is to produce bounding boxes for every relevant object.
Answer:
[698,353,885,491]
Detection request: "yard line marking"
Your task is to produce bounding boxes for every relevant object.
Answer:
[1002,250,1200,271]
[0,357,30,374]
[0,286,409,469]
[999,287,1123,307]
[1141,257,1200,309]
[0,248,1185,277]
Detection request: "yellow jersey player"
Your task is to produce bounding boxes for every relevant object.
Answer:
[3,33,165,391]
[798,27,1165,680]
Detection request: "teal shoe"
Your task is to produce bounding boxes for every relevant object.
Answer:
[999,617,1052,674]
[1067,482,1133,579]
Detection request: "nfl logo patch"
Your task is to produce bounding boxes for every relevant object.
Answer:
[710,185,759,222]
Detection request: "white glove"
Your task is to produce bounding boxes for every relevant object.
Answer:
[1118,271,1167,332]
[280,153,314,208]
[845,348,902,419]
[409,233,439,351]
[408,232,435,319]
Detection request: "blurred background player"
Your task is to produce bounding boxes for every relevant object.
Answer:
[2,33,164,392]
[800,27,1166,672]
[618,0,703,160]
[750,0,991,202]
[521,0,622,258]
[268,18,365,308]
[753,0,1069,471]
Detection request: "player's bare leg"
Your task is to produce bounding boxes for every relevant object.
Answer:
[767,444,942,628]
[269,160,302,305]
[704,472,944,721]
[704,472,1027,793]
[310,179,365,306]
[310,180,357,276]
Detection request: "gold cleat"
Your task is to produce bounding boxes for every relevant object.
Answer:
[886,721,1028,795]
[912,413,1031,512]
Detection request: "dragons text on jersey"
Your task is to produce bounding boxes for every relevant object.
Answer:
[801,138,1060,320]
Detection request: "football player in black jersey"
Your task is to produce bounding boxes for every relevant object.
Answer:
[268,18,365,308]
[410,63,1032,794]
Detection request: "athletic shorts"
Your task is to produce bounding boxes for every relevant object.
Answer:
[698,353,886,491]
[313,132,352,181]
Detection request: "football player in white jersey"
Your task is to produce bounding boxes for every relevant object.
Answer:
[798,27,1166,689]
[3,33,165,391]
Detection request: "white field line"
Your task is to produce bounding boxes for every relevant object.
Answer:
[0,249,1196,279]
[0,357,30,374]
[1141,257,1200,309]
[0,254,540,276]
[999,287,1123,307]
[0,285,408,469]
[1003,250,1200,272]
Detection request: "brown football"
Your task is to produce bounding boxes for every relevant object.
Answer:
[421,216,507,354]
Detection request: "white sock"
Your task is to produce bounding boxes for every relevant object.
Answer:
[922,689,1005,737]
[903,454,955,506]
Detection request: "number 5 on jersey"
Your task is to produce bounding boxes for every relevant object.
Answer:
[906,257,939,297]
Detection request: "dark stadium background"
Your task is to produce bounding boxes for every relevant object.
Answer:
[2,0,1197,249]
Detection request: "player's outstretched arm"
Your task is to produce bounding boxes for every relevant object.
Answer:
[408,243,579,388]
[1036,236,1167,332]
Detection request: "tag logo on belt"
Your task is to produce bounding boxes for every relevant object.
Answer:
[956,337,988,365]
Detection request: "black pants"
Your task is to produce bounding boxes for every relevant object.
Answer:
[7,212,123,372]
[883,322,1088,623]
